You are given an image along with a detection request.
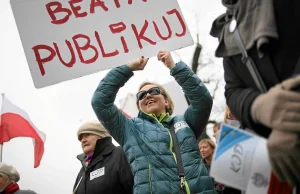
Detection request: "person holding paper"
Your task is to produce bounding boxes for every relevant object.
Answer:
[73,121,133,194]
[91,51,216,194]
[210,0,300,188]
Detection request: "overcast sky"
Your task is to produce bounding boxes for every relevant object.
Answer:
[0,0,225,193]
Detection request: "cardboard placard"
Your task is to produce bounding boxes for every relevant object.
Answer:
[11,0,193,88]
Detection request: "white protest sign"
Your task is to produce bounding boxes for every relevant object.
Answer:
[210,124,261,191]
[210,124,294,194]
[10,0,194,88]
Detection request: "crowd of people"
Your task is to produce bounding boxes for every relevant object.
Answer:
[1,0,300,193]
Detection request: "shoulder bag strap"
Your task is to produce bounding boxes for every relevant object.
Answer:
[229,18,267,93]
[169,123,187,193]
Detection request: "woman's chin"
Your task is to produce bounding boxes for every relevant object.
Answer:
[144,107,159,114]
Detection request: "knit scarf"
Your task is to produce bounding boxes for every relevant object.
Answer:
[85,153,93,166]
[2,183,20,194]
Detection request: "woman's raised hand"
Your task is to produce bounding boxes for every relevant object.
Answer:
[157,51,176,70]
[127,56,149,71]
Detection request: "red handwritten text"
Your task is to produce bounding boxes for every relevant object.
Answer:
[46,0,148,25]
[33,9,186,76]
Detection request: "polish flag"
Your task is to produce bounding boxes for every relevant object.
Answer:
[0,94,46,168]
[267,172,293,194]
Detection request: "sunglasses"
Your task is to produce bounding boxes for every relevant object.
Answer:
[136,87,163,101]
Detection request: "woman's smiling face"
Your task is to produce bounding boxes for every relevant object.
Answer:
[138,84,169,116]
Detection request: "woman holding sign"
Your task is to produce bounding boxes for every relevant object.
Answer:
[92,51,216,194]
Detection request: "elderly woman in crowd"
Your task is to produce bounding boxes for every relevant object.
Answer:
[73,120,133,194]
[92,50,215,194]
[0,162,36,194]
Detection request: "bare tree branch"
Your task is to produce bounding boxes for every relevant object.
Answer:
[212,79,221,99]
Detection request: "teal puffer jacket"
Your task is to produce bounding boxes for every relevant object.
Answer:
[92,61,216,194]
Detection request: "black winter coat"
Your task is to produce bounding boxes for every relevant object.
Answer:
[202,159,241,194]
[73,137,133,194]
[222,0,300,138]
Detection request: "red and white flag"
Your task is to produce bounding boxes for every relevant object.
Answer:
[0,94,46,168]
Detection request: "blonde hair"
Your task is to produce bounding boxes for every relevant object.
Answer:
[199,139,216,151]
[136,82,175,115]
[224,105,229,123]
[213,122,221,131]
[223,105,238,123]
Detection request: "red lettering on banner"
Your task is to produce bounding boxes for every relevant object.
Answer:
[32,45,56,76]
[109,22,126,33]
[72,34,99,64]
[109,22,129,53]
[153,16,172,40]
[120,37,128,53]
[95,31,119,57]
[46,2,72,25]
[132,20,156,49]
[33,7,190,76]
[114,0,121,8]
[69,0,87,18]
[166,9,186,37]
[53,41,76,68]
[90,0,108,14]
[128,0,147,5]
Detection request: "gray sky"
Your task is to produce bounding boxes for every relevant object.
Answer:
[0,0,225,193]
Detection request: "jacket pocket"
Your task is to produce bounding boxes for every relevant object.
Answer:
[148,164,153,194]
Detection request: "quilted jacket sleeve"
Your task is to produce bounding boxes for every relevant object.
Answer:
[171,61,213,139]
[91,65,134,146]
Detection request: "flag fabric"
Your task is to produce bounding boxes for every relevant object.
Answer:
[120,109,132,118]
[267,172,293,194]
[0,94,46,168]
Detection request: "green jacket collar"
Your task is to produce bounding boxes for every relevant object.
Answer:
[147,113,170,123]
[138,111,170,123]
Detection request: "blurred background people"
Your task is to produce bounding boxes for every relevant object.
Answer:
[198,139,242,194]
[212,122,221,141]
[0,162,37,194]
[199,139,215,169]
[223,106,240,128]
